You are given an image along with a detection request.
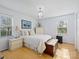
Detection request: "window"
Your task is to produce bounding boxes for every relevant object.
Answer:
[0,15,12,37]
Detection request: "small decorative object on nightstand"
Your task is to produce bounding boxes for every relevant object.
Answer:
[9,37,23,50]
[56,36,63,43]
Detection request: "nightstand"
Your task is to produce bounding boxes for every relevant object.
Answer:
[56,36,63,43]
[9,37,23,50]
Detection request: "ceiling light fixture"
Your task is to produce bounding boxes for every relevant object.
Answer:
[37,6,45,19]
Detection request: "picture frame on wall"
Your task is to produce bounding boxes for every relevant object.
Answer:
[21,20,32,29]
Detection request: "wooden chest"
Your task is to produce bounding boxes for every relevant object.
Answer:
[44,39,58,57]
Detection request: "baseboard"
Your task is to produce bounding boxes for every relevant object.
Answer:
[0,49,8,52]
[62,42,74,45]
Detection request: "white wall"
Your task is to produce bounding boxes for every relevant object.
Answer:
[39,13,76,44]
[0,5,37,36]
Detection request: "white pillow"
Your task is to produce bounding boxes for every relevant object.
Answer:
[22,31,29,36]
[29,30,35,35]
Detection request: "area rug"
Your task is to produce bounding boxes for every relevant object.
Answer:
[55,48,70,59]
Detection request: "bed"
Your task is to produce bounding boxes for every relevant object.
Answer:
[24,34,52,53]
[23,34,58,56]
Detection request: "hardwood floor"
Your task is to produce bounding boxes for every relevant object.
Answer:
[58,43,77,59]
[0,43,78,59]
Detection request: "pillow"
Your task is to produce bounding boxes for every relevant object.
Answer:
[22,31,29,36]
[29,30,35,35]
[36,27,44,34]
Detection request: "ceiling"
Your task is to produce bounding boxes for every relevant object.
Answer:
[0,0,79,19]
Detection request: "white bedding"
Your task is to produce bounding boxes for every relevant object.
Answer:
[24,34,52,53]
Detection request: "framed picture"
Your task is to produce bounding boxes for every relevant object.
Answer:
[21,20,32,29]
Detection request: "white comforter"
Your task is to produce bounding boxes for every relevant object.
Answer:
[24,34,52,54]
